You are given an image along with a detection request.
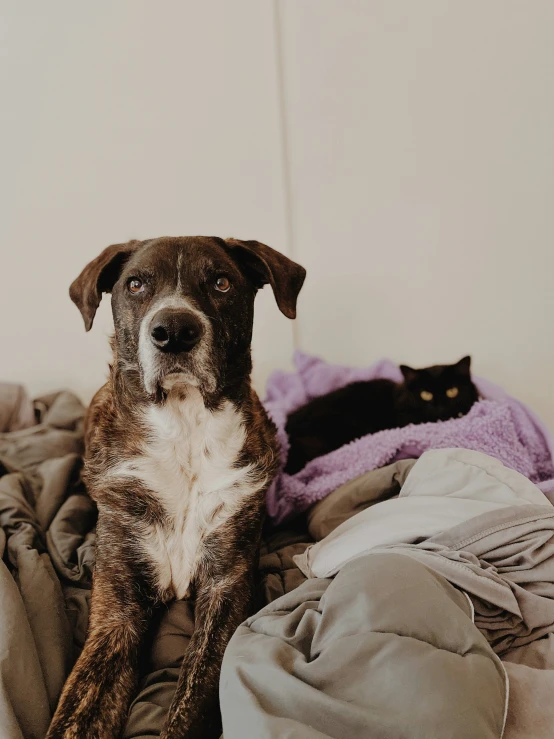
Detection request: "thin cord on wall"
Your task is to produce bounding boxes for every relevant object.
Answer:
[272,0,301,351]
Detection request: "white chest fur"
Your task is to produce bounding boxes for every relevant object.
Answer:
[110,388,262,599]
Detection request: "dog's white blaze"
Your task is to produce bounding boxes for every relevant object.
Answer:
[110,387,262,599]
[137,296,214,395]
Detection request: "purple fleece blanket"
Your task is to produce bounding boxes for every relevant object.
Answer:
[264,352,554,523]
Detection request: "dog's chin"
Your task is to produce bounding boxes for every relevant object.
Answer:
[160,371,200,393]
[142,365,217,401]
[139,344,218,399]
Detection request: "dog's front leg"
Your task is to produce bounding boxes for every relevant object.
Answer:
[47,522,153,739]
[161,560,254,739]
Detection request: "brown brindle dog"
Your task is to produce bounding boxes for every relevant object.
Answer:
[46,236,306,739]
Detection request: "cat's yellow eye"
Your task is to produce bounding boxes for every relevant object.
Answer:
[446,387,459,399]
[420,390,433,402]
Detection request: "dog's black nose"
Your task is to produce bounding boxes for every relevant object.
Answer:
[150,309,203,353]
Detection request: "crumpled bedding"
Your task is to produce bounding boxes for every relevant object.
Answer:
[0,390,85,739]
[222,448,554,738]
[265,352,554,522]
[0,383,35,433]
[221,553,508,739]
[3,384,554,739]
[295,449,554,656]
[295,448,551,581]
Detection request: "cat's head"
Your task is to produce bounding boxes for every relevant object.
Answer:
[398,356,479,423]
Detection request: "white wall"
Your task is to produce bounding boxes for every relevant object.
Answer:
[279,0,554,427]
[0,1,294,399]
[2,1,554,428]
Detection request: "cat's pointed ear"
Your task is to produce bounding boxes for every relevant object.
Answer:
[454,355,472,376]
[400,365,418,384]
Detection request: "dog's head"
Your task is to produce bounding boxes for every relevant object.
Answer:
[70,236,306,398]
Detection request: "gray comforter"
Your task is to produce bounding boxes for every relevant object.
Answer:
[222,553,507,739]
[223,450,554,739]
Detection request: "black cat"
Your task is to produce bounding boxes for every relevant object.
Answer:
[284,356,479,475]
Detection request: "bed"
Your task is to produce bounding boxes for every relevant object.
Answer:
[2,363,554,738]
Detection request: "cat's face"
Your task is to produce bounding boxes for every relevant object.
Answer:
[399,356,479,423]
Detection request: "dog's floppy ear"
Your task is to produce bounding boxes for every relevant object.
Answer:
[69,240,141,330]
[224,239,306,319]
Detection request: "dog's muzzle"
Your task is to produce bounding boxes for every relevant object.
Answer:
[139,304,215,396]
[149,309,203,354]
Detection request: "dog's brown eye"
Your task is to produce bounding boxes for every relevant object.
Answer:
[215,276,231,293]
[128,278,144,294]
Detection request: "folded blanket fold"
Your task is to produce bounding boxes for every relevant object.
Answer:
[295,448,554,656]
[0,383,35,433]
